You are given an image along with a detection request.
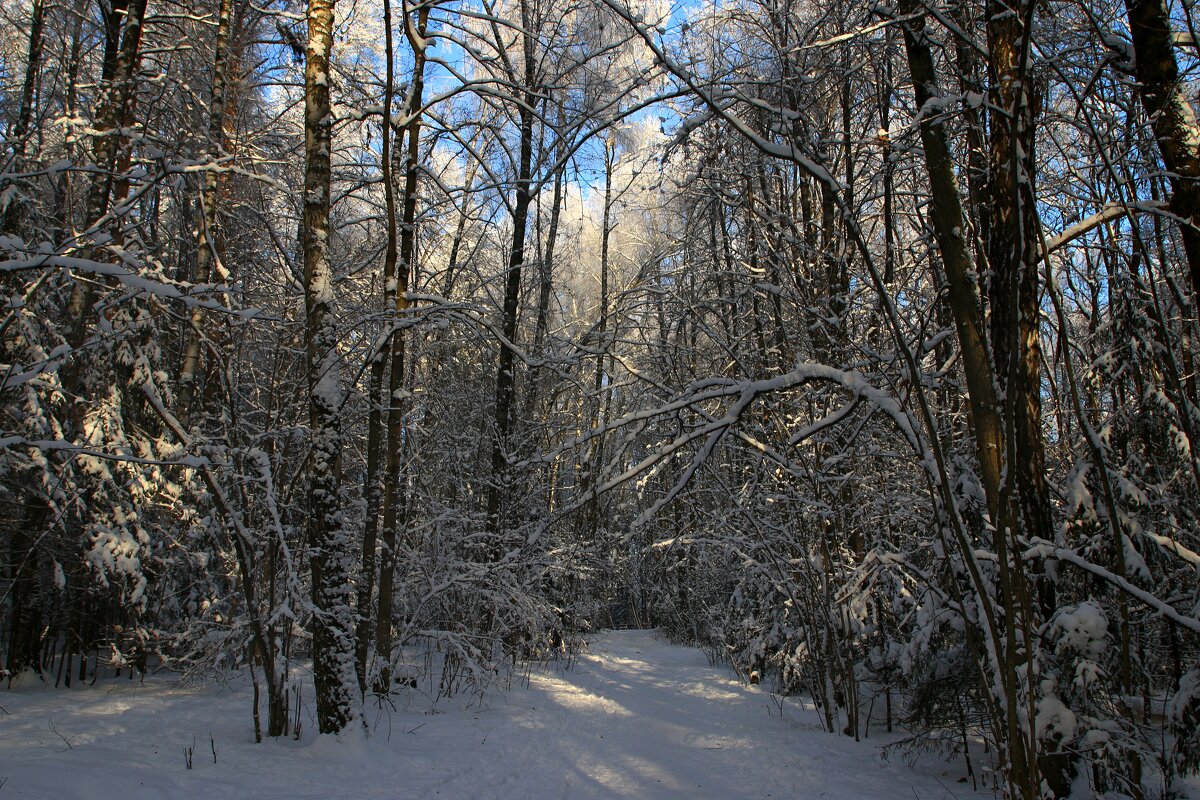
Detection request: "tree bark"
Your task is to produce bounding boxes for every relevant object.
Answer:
[584,135,617,535]
[177,0,237,428]
[1,0,47,234]
[1126,0,1200,303]
[896,2,1057,795]
[355,0,400,693]
[374,0,430,691]
[302,0,357,734]
[896,0,1002,518]
[64,0,149,350]
[986,0,1061,793]
[484,0,538,542]
[525,153,565,420]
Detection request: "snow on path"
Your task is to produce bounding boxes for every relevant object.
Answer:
[1,630,981,799]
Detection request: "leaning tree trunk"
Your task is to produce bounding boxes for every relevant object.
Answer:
[895,2,1052,796]
[302,0,356,734]
[896,0,1002,518]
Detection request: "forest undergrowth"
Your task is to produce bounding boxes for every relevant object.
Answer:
[2,0,1198,795]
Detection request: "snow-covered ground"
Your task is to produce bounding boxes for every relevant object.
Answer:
[1,630,986,799]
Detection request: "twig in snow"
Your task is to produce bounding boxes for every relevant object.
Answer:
[932,777,960,800]
[47,719,73,750]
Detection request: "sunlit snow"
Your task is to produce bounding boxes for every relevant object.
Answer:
[2,630,991,799]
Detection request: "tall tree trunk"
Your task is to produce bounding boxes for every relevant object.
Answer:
[1,0,46,235]
[485,1,537,541]
[877,33,896,285]
[302,0,356,734]
[177,0,237,427]
[896,0,1002,518]
[1126,0,1200,303]
[987,0,1054,563]
[987,0,1060,793]
[8,0,44,163]
[374,0,430,691]
[896,3,1055,795]
[50,0,87,242]
[584,135,617,535]
[440,160,478,300]
[526,154,565,419]
[356,319,388,694]
[355,0,401,695]
[64,0,149,350]
[952,0,989,275]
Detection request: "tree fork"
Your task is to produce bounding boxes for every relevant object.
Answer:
[374,0,430,692]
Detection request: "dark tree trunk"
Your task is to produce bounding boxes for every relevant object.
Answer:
[65,0,148,350]
[485,1,538,542]
[1126,0,1200,304]
[374,2,430,691]
[1,0,47,235]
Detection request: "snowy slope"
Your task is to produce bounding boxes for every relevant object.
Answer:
[1,630,985,799]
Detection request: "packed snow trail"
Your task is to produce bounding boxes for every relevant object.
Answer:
[409,629,979,799]
[1,630,983,799]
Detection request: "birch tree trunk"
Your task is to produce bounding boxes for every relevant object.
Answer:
[302,0,357,733]
[177,0,237,427]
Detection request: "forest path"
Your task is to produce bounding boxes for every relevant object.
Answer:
[405,628,977,799]
[0,630,981,799]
